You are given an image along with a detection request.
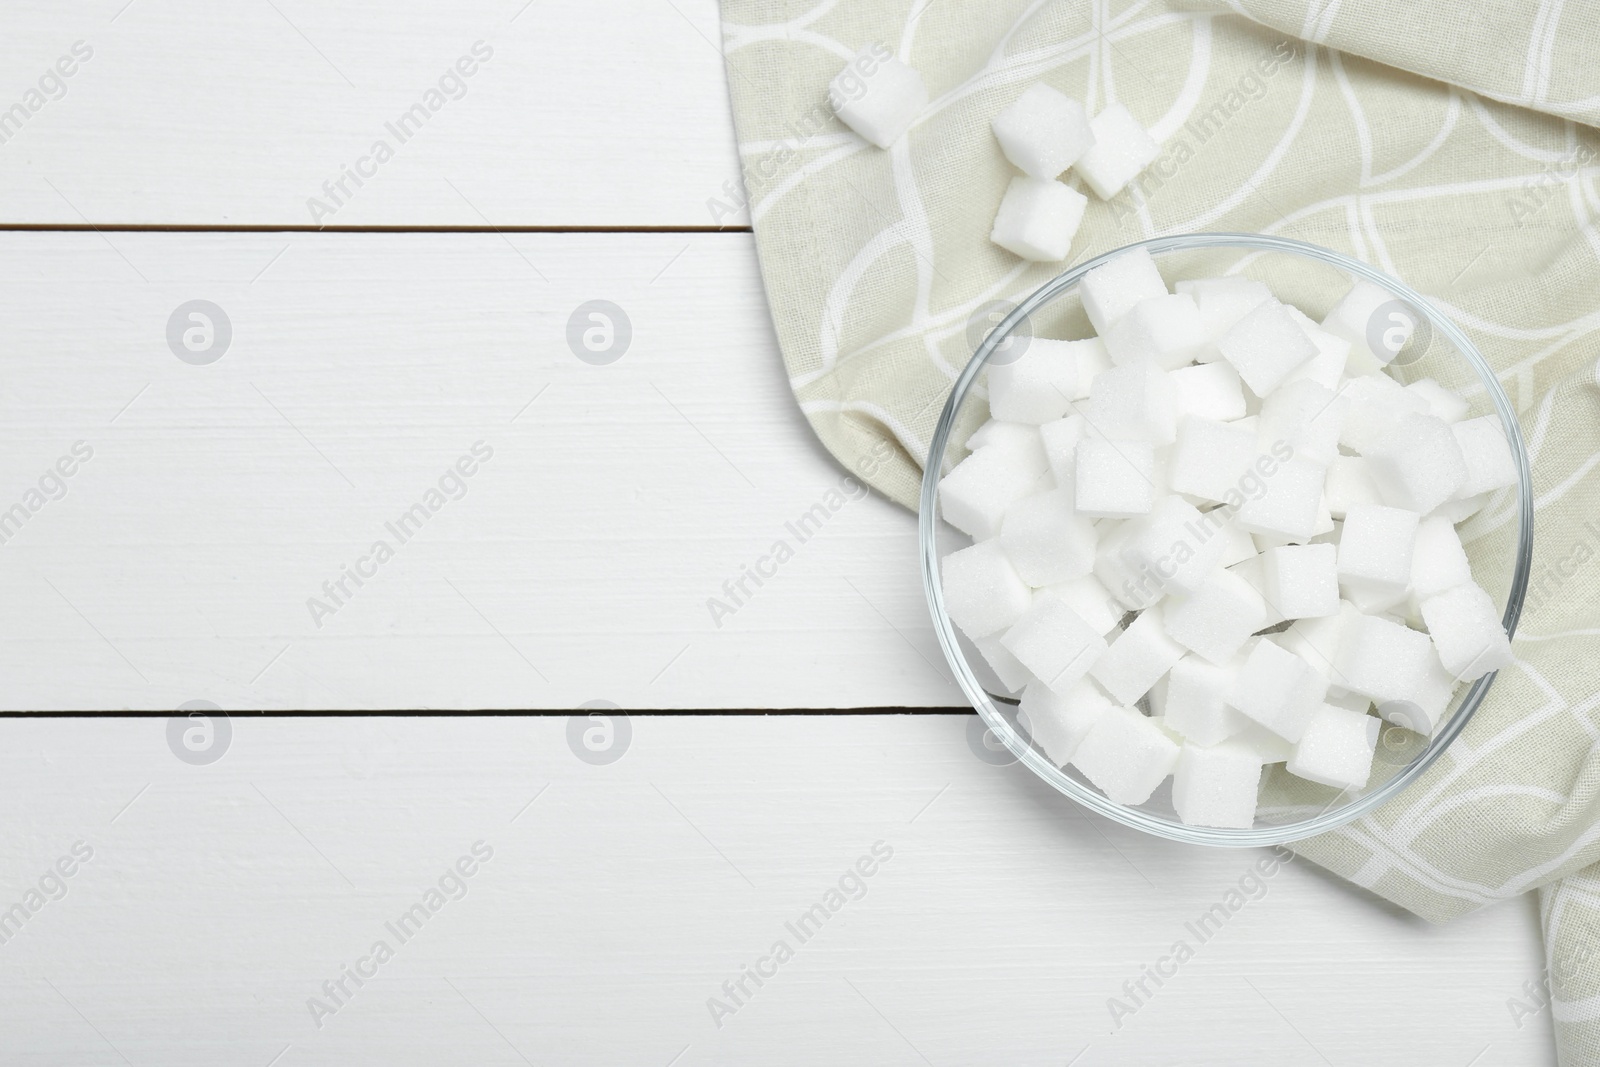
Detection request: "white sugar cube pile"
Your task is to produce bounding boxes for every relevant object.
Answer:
[939,245,1520,828]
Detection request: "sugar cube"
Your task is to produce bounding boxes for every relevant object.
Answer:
[1214,520,1258,568]
[1079,247,1167,334]
[1257,379,1348,466]
[1263,543,1339,619]
[1019,678,1116,764]
[998,490,1098,586]
[1090,605,1186,705]
[1103,294,1208,370]
[1094,519,1159,611]
[1157,654,1252,746]
[1278,601,1360,681]
[829,47,927,148]
[1070,706,1181,804]
[991,176,1089,262]
[1069,336,1113,397]
[1452,415,1519,497]
[1170,362,1247,422]
[1173,740,1264,827]
[1419,582,1512,681]
[1287,704,1378,789]
[966,419,1039,453]
[1325,455,1383,518]
[1321,278,1398,376]
[1410,514,1473,602]
[941,540,1033,638]
[1229,638,1328,742]
[972,632,1033,693]
[992,83,1095,179]
[1075,438,1155,518]
[1338,374,1428,454]
[1046,573,1125,635]
[1088,361,1177,444]
[1337,503,1419,589]
[1162,567,1266,664]
[988,338,1080,423]
[1282,306,1353,390]
[1216,299,1319,397]
[1436,492,1489,522]
[1169,417,1257,504]
[1118,495,1231,595]
[1175,277,1273,341]
[1235,723,1294,763]
[1074,104,1161,199]
[940,436,1050,539]
[1228,553,1286,628]
[1331,613,1437,706]
[1039,413,1087,486]
[1001,591,1109,692]
[1365,412,1469,513]
[1236,457,1326,542]
[1406,378,1470,423]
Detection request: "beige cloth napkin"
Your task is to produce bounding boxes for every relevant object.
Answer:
[719,1,1600,1061]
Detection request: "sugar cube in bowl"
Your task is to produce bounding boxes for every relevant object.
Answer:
[919,234,1533,846]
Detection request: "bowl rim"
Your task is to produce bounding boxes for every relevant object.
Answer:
[918,231,1535,847]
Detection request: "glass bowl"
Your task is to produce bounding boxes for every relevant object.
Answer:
[919,232,1534,846]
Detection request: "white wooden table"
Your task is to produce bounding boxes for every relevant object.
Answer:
[0,2,1554,1063]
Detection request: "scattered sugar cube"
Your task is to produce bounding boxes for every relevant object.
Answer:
[1075,438,1155,518]
[1419,582,1512,681]
[940,436,1050,539]
[1263,543,1339,619]
[1217,299,1319,397]
[1079,247,1167,334]
[1090,605,1186,705]
[1452,415,1519,497]
[1287,704,1378,789]
[992,83,1095,179]
[1019,677,1116,764]
[1172,740,1263,828]
[1170,362,1247,422]
[1325,455,1383,518]
[1338,374,1428,454]
[1230,638,1328,742]
[1406,378,1470,423]
[1000,489,1097,586]
[1039,413,1088,486]
[1118,495,1231,595]
[1157,654,1252,746]
[1074,104,1161,199]
[1321,278,1397,376]
[972,632,1033,693]
[988,337,1080,423]
[1088,360,1177,444]
[1337,504,1419,589]
[1163,567,1266,664]
[991,176,1089,262]
[1169,417,1258,504]
[1258,379,1348,466]
[1175,277,1273,341]
[1001,591,1110,692]
[1410,514,1473,602]
[1236,457,1326,542]
[829,47,927,148]
[941,540,1033,638]
[1046,573,1124,635]
[1070,705,1181,804]
[1103,294,1207,370]
[1365,412,1469,513]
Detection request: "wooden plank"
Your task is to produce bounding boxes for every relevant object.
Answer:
[0,714,1552,1065]
[0,0,744,227]
[0,230,953,710]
